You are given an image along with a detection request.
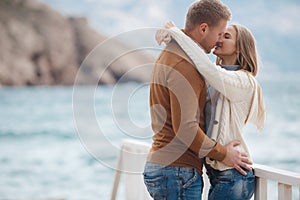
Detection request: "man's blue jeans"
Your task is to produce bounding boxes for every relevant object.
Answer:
[206,166,255,200]
[143,162,203,200]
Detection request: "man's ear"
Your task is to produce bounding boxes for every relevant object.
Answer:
[198,23,208,36]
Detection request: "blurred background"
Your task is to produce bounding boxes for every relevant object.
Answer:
[0,0,299,199]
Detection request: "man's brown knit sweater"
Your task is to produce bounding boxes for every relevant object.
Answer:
[147,40,227,174]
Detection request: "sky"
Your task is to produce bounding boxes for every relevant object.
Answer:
[40,0,300,37]
[40,0,300,77]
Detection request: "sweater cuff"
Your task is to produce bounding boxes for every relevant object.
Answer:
[206,142,227,162]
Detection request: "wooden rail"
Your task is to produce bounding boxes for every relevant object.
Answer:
[111,139,300,200]
[253,164,300,200]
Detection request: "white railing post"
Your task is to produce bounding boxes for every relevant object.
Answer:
[111,139,152,200]
[254,177,267,200]
[254,164,300,200]
[278,183,292,200]
[110,144,124,200]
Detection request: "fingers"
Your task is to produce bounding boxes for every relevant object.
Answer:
[243,164,252,172]
[241,151,248,157]
[155,21,176,45]
[235,155,252,175]
[155,29,172,45]
[239,151,252,172]
[164,21,175,29]
[234,164,247,176]
[231,140,241,147]
[239,159,252,172]
[223,141,252,175]
[241,155,253,165]
[155,30,163,45]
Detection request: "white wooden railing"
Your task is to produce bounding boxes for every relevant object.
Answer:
[254,163,300,200]
[111,139,300,200]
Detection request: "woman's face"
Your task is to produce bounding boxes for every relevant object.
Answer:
[213,26,237,59]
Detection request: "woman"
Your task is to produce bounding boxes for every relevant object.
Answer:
[156,22,266,200]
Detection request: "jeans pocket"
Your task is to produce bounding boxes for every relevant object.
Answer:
[143,170,164,188]
[217,176,232,183]
[180,168,198,189]
[242,175,255,199]
[143,170,166,199]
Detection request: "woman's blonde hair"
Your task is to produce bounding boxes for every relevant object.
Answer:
[217,24,259,76]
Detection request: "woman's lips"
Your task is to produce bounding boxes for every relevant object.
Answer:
[215,42,222,49]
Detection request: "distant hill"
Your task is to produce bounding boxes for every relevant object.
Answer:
[0,0,154,86]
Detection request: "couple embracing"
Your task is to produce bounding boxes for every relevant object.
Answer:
[143,0,266,199]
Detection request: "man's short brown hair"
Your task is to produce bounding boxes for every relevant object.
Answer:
[185,0,231,32]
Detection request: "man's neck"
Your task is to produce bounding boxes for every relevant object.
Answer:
[183,29,200,44]
[183,28,204,50]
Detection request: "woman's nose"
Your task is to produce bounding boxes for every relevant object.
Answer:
[216,36,223,43]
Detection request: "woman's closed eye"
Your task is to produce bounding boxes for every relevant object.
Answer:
[224,33,231,39]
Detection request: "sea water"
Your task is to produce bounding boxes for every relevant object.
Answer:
[0,78,300,199]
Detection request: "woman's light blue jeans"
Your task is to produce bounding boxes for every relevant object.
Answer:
[143,162,203,200]
[206,166,255,200]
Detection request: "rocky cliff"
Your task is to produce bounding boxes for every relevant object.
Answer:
[0,0,154,86]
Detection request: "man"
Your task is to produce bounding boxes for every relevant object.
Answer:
[143,0,251,199]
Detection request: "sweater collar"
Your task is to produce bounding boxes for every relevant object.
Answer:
[221,65,240,71]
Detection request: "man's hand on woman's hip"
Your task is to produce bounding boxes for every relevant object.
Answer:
[222,140,252,175]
